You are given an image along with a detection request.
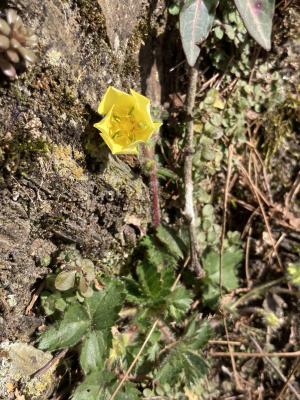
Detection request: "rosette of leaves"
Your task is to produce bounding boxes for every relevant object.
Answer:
[0,8,37,78]
[54,246,95,298]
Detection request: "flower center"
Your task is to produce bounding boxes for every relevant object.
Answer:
[109,108,146,147]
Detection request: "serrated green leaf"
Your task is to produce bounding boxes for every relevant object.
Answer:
[80,331,107,375]
[72,371,139,400]
[140,235,178,270]
[72,371,115,400]
[157,348,208,386]
[185,320,213,349]
[55,270,76,291]
[85,280,125,333]
[123,277,145,304]
[179,0,219,66]
[234,0,275,50]
[156,225,185,260]
[157,319,211,386]
[136,262,163,300]
[39,303,90,351]
[167,287,193,320]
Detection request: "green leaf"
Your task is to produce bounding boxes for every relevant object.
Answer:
[287,263,300,286]
[157,319,212,386]
[158,348,208,386]
[201,246,243,308]
[168,3,181,15]
[85,280,125,333]
[156,225,184,260]
[202,247,243,290]
[55,270,76,291]
[72,372,139,400]
[185,320,213,349]
[167,287,193,320]
[39,303,90,351]
[72,371,115,400]
[233,0,275,50]
[80,331,107,375]
[136,262,164,300]
[179,0,219,66]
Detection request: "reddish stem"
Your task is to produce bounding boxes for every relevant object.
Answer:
[141,141,160,228]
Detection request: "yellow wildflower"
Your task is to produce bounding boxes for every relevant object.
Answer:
[94,86,161,155]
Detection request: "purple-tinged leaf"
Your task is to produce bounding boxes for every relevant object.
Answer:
[234,0,275,50]
[180,0,219,67]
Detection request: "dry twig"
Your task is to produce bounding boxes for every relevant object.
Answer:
[250,336,300,400]
[183,64,204,277]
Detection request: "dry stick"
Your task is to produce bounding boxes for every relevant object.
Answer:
[184,64,204,278]
[247,142,273,204]
[31,348,69,379]
[238,163,284,270]
[220,146,242,391]
[109,257,190,400]
[250,336,300,400]
[110,320,159,400]
[219,144,234,293]
[223,317,242,391]
[285,170,300,210]
[275,358,300,400]
[245,226,252,288]
[210,351,300,358]
[25,281,45,315]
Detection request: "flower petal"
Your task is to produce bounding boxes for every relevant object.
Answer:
[94,108,139,155]
[98,86,135,115]
[130,89,153,127]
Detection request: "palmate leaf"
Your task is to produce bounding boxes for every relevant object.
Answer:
[39,280,125,352]
[201,245,243,308]
[179,0,219,66]
[158,348,208,386]
[167,286,193,321]
[157,319,212,386]
[234,0,275,50]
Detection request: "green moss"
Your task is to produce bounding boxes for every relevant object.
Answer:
[0,134,51,173]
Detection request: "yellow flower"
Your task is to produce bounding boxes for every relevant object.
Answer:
[94,86,161,155]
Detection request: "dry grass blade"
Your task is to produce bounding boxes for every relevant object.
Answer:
[238,162,284,270]
[223,317,242,391]
[210,351,300,358]
[250,336,300,400]
[275,359,300,400]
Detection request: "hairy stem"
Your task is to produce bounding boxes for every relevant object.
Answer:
[142,141,161,228]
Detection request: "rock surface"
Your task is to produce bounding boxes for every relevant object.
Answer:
[0,0,151,341]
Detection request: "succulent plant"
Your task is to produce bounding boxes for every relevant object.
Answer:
[0,8,37,78]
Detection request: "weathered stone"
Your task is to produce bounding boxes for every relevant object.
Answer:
[0,341,55,400]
